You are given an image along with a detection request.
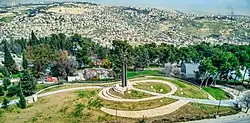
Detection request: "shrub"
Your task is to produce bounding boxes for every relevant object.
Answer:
[1,97,10,108]
[6,85,19,97]
[0,86,4,96]
[87,98,103,108]
[72,103,86,117]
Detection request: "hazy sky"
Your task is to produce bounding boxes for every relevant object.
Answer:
[0,0,250,15]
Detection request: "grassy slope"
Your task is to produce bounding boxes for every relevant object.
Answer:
[134,82,171,94]
[203,87,230,100]
[146,77,208,99]
[0,89,136,123]
[0,89,237,123]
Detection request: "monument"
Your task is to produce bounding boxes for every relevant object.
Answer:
[112,54,132,94]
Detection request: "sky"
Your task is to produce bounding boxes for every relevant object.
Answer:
[0,0,250,15]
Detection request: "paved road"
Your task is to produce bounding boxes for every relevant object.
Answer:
[187,112,250,123]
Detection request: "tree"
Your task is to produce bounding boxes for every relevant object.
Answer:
[28,30,38,46]
[110,40,133,78]
[3,40,16,73]
[199,57,217,87]
[26,44,59,76]
[134,46,150,70]
[0,86,4,96]
[19,70,37,96]
[0,67,10,77]
[22,53,28,70]
[76,41,91,67]
[102,58,112,69]
[6,84,19,97]
[3,77,11,91]
[18,87,27,109]
[51,51,77,79]
[1,97,10,108]
[239,92,250,113]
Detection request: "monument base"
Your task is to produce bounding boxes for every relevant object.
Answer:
[112,82,133,94]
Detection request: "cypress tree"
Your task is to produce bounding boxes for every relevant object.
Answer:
[22,53,28,70]
[3,40,15,72]
[20,70,37,96]
[18,87,26,109]
[28,30,38,46]
[0,86,4,96]
[3,77,11,91]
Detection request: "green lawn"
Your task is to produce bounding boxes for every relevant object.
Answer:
[127,70,162,79]
[102,98,176,111]
[12,73,21,79]
[109,89,152,99]
[134,82,171,94]
[203,87,230,100]
[145,77,208,99]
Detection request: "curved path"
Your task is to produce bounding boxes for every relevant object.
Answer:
[101,100,189,118]
[98,87,164,102]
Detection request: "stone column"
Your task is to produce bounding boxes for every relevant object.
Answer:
[121,60,127,87]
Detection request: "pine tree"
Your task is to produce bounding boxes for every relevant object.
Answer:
[3,40,15,72]
[2,97,10,108]
[18,87,26,109]
[22,53,28,70]
[0,86,4,96]
[20,70,37,96]
[3,77,11,91]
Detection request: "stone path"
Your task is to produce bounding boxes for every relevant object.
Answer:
[101,100,189,118]
[98,87,164,102]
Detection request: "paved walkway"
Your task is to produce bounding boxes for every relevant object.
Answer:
[101,100,189,118]
[98,87,164,102]
[187,112,250,123]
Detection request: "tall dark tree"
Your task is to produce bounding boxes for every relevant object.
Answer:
[3,40,16,72]
[22,53,28,70]
[0,86,4,96]
[18,87,27,109]
[28,30,38,46]
[3,77,11,91]
[19,70,37,96]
